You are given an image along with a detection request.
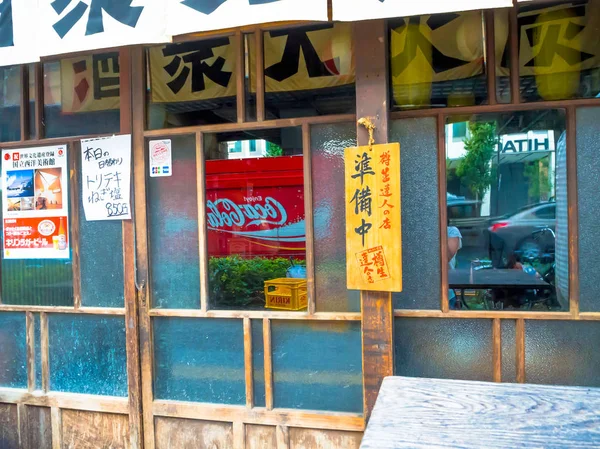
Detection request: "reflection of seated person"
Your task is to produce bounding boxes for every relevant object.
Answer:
[448,225,462,309]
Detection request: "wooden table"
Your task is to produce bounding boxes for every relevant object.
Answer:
[449,269,550,290]
[360,377,600,448]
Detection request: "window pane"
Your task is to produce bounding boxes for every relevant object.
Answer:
[48,315,128,396]
[311,122,359,312]
[43,54,120,138]
[204,128,307,311]
[271,321,363,413]
[251,319,265,407]
[0,66,21,142]
[517,0,600,102]
[390,118,441,310]
[576,107,600,312]
[0,313,27,388]
[390,11,487,110]
[501,319,517,383]
[147,37,238,129]
[258,24,355,118]
[153,317,245,404]
[394,318,493,381]
[148,135,200,309]
[446,110,567,311]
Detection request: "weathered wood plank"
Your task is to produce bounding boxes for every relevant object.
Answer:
[290,428,362,449]
[360,376,600,448]
[26,406,52,449]
[0,403,19,449]
[61,410,129,449]
[246,425,276,449]
[154,417,232,449]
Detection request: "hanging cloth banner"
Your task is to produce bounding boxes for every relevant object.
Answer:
[0,0,39,66]
[332,0,513,22]
[167,0,328,38]
[37,0,169,57]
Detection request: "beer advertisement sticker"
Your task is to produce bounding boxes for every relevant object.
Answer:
[1,145,70,260]
[81,135,132,221]
[149,139,172,178]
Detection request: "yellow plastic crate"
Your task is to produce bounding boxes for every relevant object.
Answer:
[264,278,307,311]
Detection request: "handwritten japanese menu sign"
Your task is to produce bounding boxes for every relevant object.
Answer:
[2,145,70,259]
[345,143,402,292]
[81,135,132,221]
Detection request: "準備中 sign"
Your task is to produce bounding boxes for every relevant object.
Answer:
[345,143,402,292]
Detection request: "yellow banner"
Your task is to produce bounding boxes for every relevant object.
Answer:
[149,37,236,103]
[60,53,120,113]
[250,23,354,93]
[345,143,402,292]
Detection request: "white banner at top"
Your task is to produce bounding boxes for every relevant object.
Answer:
[0,0,39,66]
[332,0,514,21]
[167,0,328,37]
[37,0,169,57]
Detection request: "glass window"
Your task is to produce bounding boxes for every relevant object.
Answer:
[494,9,511,104]
[452,122,468,142]
[204,128,307,311]
[516,0,600,102]
[43,53,120,138]
[446,110,567,311]
[0,66,21,142]
[147,37,238,129]
[390,11,488,110]
[255,24,355,118]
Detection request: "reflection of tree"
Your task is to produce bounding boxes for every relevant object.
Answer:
[524,157,551,202]
[456,122,497,201]
[266,142,283,157]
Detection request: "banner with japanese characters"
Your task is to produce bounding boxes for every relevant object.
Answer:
[81,135,131,221]
[0,0,39,67]
[61,52,121,113]
[149,38,236,103]
[332,0,512,22]
[167,0,328,38]
[345,143,402,292]
[2,145,70,259]
[249,23,355,93]
[37,0,169,57]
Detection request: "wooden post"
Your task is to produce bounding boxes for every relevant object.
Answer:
[354,19,394,421]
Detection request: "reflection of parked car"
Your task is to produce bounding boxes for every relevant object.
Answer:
[487,202,556,267]
[447,199,490,249]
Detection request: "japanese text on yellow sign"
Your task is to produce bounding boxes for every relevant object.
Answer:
[345,143,402,292]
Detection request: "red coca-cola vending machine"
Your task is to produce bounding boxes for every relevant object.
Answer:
[205,155,305,260]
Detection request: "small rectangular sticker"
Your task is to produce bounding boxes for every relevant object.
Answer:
[149,139,172,177]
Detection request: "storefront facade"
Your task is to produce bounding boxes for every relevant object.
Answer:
[0,1,600,448]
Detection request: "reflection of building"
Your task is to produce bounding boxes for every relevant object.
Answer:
[226,139,267,159]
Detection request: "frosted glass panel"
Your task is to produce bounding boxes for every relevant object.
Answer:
[501,319,516,383]
[311,123,359,312]
[148,135,200,309]
[48,315,128,396]
[577,107,600,312]
[0,313,27,388]
[271,321,363,413]
[525,320,600,387]
[390,118,440,310]
[153,318,245,404]
[251,319,265,407]
[395,318,493,381]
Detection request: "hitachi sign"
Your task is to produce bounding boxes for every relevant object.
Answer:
[497,130,555,153]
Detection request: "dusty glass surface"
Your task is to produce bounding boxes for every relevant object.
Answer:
[43,53,120,138]
[271,321,363,413]
[390,118,441,310]
[576,107,600,312]
[311,122,359,312]
[525,320,600,387]
[48,315,128,396]
[204,128,306,311]
[395,318,494,381]
[501,319,517,383]
[0,313,27,388]
[0,66,21,142]
[153,317,245,404]
[446,110,567,311]
[34,313,42,390]
[251,319,265,407]
[148,135,200,309]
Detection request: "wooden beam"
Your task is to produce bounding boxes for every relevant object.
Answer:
[148,309,361,320]
[197,132,209,312]
[235,31,246,123]
[276,425,290,449]
[69,140,82,309]
[51,407,62,449]
[354,18,393,421]
[26,312,35,392]
[0,389,129,414]
[484,11,497,106]
[243,317,254,409]
[509,2,520,104]
[438,114,449,312]
[255,31,265,121]
[302,123,316,315]
[566,107,579,317]
[233,422,246,449]
[493,318,502,383]
[516,318,525,383]
[263,318,274,411]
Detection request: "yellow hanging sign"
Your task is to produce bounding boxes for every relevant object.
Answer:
[345,142,402,292]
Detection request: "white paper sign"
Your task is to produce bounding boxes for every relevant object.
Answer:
[37,0,169,57]
[167,0,328,37]
[0,0,40,67]
[332,0,512,21]
[149,139,172,177]
[81,135,132,221]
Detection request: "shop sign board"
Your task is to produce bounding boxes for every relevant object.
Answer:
[345,143,402,292]
[2,145,70,259]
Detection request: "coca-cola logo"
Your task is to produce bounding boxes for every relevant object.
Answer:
[207,197,288,229]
